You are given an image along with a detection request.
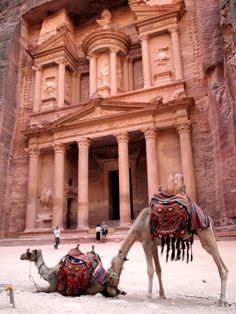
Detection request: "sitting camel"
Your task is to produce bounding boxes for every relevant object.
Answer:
[107,174,228,305]
[20,245,118,296]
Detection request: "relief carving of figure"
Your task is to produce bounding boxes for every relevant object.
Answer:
[98,65,110,87]
[96,9,112,29]
[43,77,56,99]
[154,47,170,69]
[39,187,54,208]
[117,64,123,89]
[65,75,71,99]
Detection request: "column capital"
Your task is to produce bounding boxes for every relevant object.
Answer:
[110,46,119,54]
[77,138,92,149]
[168,25,179,34]
[87,51,98,59]
[138,33,149,41]
[142,128,158,139]
[53,142,65,153]
[25,147,40,158]
[32,64,42,71]
[55,57,69,66]
[176,122,191,134]
[115,132,129,143]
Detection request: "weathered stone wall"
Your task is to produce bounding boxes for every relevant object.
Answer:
[196,0,236,223]
[0,0,24,236]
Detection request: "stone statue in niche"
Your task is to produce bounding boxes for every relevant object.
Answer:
[96,9,112,29]
[117,64,123,89]
[154,47,170,70]
[39,187,54,209]
[98,65,110,87]
[43,77,56,99]
[65,75,71,99]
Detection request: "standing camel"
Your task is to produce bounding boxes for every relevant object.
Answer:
[107,174,228,305]
[20,245,111,296]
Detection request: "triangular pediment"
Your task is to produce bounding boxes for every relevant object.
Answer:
[129,0,184,21]
[49,100,153,129]
[31,27,77,59]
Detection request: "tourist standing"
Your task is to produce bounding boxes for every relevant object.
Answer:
[96,224,102,242]
[101,221,108,239]
[54,226,61,249]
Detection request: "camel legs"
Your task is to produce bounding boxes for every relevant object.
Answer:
[197,227,228,304]
[151,245,165,299]
[142,241,154,299]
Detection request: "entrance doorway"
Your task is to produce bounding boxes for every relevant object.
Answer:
[109,170,134,220]
[109,170,120,220]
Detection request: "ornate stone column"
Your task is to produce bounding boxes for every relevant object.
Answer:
[123,56,129,92]
[77,73,81,103]
[25,147,40,230]
[57,59,66,107]
[143,128,159,202]
[176,123,197,200]
[77,138,91,229]
[139,34,151,88]
[116,133,131,225]
[52,143,65,227]
[128,57,134,91]
[168,25,183,81]
[32,65,42,112]
[110,47,119,95]
[71,72,77,106]
[88,52,97,97]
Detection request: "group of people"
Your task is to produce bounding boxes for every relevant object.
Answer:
[53,221,108,249]
[96,221,108,242]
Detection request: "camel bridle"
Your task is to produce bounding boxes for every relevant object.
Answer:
[106,250,129,294]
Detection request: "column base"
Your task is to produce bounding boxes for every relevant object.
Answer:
[76,227,89,233]
[115,223,131,232]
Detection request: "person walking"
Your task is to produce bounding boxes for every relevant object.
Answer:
[96,224,101,242]
[54,226,61,249]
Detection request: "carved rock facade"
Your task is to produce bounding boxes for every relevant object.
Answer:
[0,0,235,237]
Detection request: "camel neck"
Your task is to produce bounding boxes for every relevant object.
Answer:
[35,257,50,281]
[119,227,136,257]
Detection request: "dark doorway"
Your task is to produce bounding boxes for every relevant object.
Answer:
[109,170,120,220]
[66,198,73,229]
[109,169,134,220]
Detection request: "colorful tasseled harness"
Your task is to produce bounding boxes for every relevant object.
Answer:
[150,191,210,263]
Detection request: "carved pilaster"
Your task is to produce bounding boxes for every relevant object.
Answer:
[53,142,65,153]
[77,138,91,149]
[176,122,191,134]
[139,33,151,88]
[143,128,158,139]
[26,147,40,158]
[116,132,129,143]
[168,25,179,34]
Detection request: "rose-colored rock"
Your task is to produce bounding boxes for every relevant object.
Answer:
[0,0,235,239]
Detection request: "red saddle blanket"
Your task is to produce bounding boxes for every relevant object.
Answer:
[150,199,188,239]
[149,192,210,262]
[150,191,210,240]
[57,247,108,296]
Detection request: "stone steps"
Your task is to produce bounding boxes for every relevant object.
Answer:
[0,225,235,247]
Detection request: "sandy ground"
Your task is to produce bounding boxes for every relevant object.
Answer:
[0,239,235,314]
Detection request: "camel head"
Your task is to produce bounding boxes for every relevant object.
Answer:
[20,248,42,262]
[106,250,127,297]
[164,173,184,195]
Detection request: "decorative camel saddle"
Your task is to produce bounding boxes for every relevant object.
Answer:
[150,191,210,262]
[57,247,109,296]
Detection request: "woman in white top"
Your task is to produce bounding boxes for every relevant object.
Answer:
[96,224,101,242]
